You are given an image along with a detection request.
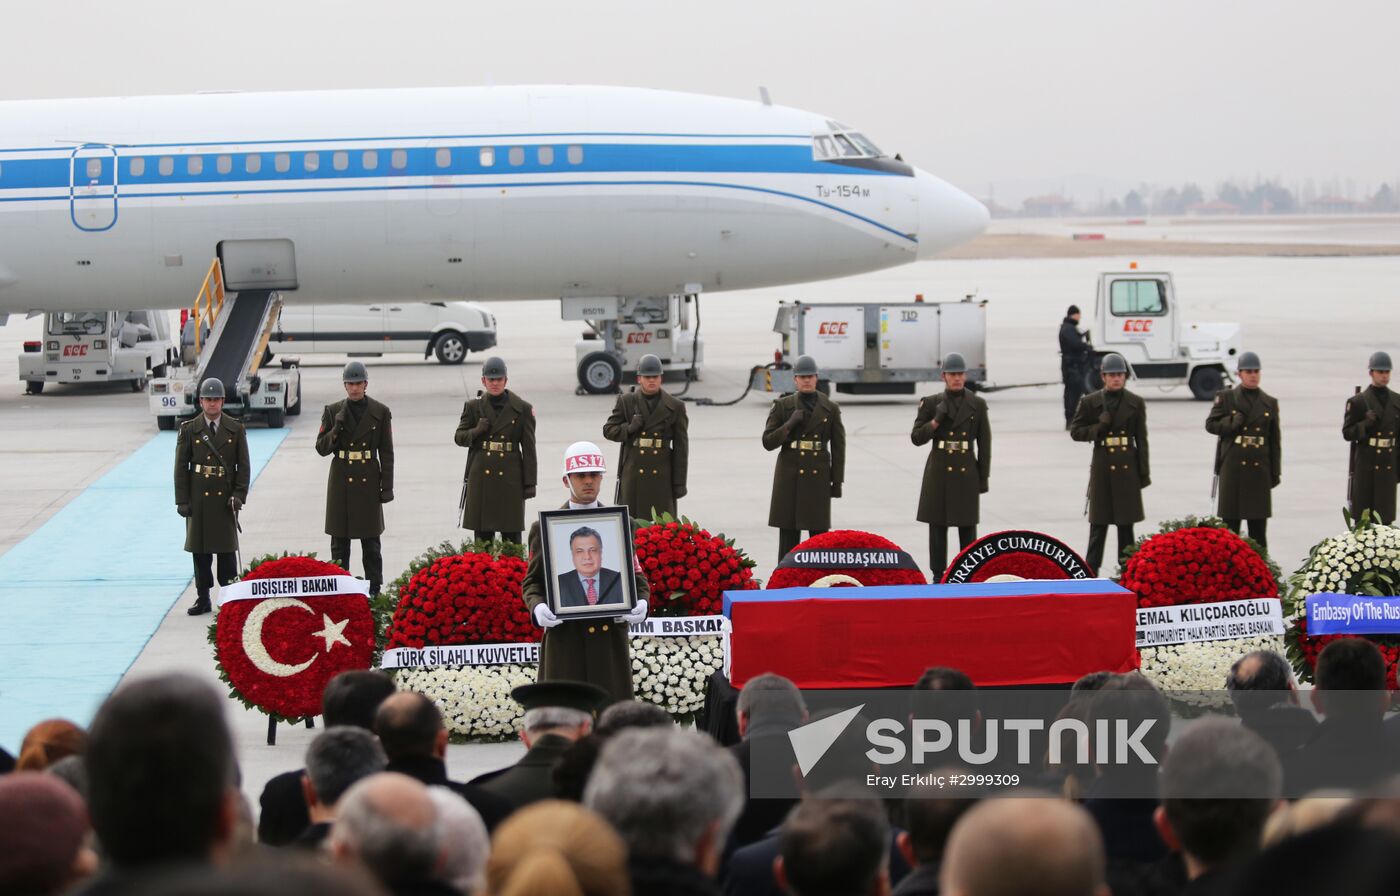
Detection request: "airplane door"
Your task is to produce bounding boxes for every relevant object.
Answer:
[70,144,119,232]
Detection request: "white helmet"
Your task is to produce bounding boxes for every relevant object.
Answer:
[562,441,607,476]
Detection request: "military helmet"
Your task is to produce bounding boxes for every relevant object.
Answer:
[342,360,368,383]
[793,354,819,377]
[1100,353,1129,375]
[562,441,607,476]
[942,352,968,375]
[1369,351,1393,372]
[481,356,508,378]
[198,378,226,400]
[637,354,664,377]
[1237,351,1261,371]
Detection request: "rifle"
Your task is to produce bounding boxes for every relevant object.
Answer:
[457,478,468,528]
[1348,385,1362,511]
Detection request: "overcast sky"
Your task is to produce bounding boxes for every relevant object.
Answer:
[4,1,1395,203]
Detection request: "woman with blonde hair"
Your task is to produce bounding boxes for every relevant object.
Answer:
[487,800,630,896]
[17,719,86,772]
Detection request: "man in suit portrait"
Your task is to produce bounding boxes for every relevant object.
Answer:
[557,526,624,607]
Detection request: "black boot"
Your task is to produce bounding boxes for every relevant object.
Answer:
[369,582,381,599]
[187,589,212,616]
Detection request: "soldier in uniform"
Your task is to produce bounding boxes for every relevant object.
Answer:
[1205,352,1280,549]
[763,355,846,562]
[912,353,991,578]
[455,357,538,543]
[1070,353,1150,575]
[470,681,607,808]
[1344,351,1400,525]
[602,353,689,521]
[315,361,395,596]
[174,378,250,616]
[521,443,649,704]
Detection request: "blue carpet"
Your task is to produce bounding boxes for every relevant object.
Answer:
[0,429,287,751]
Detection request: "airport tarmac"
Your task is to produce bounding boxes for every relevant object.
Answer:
[1,242,1398,811]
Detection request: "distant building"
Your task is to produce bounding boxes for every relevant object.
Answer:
[1185,199,1240,216]
[1020,195,1076,217]
[979,199,1014,218]
[1308,195,1366,214]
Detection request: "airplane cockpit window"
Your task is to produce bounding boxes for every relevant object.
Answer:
[833,134,859,156]
[849,133,883,157]
[811,128,886,161]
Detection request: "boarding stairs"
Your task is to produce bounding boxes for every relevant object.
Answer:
[190,259,283,411]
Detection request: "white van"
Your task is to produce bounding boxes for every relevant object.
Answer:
[268,301,496,364]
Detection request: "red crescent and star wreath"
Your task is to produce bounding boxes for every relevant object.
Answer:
[210,554,376,722]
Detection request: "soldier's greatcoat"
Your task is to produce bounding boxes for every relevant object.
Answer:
[602,388,689,521]
[174,415,250,553]
[1070,389,1150,526]
[763,392,846,531]
[1344,386,1400,524]
[1205,386,1280,521]
[521,504,650,704]
[455,391,537,533]
[315,397,395,538]
[912,389,991,526]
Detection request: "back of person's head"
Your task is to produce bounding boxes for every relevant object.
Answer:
[1158,718,1281,869]
[428,787,488,896]
[1314,638,1388,720]
[305,727,388,807]
[802,710,878,793]
[46,755,88,800]
[777,799,890,896]
[1089,673,1170,768]
[0,772,94,895]
[523,705,593,741]
[552,734,603,803]
[584,727,744,868]
[912,667,978,728]
[487,800,630,896]
[323,670,397,729]
[142,851,389,896]
[1235,820,1400,896]
[736,673,807,734]
[373,692,443,760]
[1070,671,1113,697]
[941,796,1108,896]
[916,667,974,692]
[902,785,978,865]
[17,718,87,772]
[1226,650,1296,720]
[595,699,673,736]
[85,674,234,868]
[329,773,440,887]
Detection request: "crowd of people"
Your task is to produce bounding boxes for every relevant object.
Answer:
[5,636,1400,896]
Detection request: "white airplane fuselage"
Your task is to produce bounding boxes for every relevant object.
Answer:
[0,85,987,313]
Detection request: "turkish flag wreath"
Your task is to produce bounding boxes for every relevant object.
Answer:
[211,555,376,721]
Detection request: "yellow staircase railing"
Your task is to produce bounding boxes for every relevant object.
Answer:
[192,258,226,354]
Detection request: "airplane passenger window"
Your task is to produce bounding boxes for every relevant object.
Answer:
[187,156,203,176]
[435,148,451,168]
[333,151,349,171]
[508,146,524,166]
[391,149,407,170]
[86,158,103,180]
[159,157,174,176]
[362,150,379,170]
[538,146,554,165]
[129,157,146,177]
[216,155,232,175]
[479,147,495,167]
[275,153,290,173]
[567,145,583,164]
[246,154,263,174]
[833,134,858,157]
[304,152,320,172]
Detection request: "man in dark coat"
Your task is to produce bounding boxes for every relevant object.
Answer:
[522,442,650,703]
[455,356,537,543]
[315,361,394,596]
[1343,350,1399,525]
[470,681,604,808]
[1059,305,1092,429]
[603,353,689,521]
[912,352,991,578]
[1070,353,1150,576]
[1205,352,1279,550]
[764,355,846,562]
[174,377,250,616]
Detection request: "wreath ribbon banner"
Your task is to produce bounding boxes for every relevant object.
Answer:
[218,575,370,606]
[1136,597,1284,648]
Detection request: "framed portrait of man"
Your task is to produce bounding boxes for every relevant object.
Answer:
[538,506,637,620]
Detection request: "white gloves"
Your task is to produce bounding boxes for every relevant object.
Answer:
[533,604,562,629]
[619,599,649,626]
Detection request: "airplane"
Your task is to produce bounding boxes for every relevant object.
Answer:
[0,84,988,389]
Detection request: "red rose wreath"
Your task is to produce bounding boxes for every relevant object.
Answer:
[767,530,926,589]
[211,554,376,722]
[633,514,760,614]
[1119,521,1279,608]
[384,548,535,650]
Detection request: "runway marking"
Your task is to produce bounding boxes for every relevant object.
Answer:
[0,429,287,750]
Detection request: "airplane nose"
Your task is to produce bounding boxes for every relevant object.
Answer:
[914,169,989,259]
